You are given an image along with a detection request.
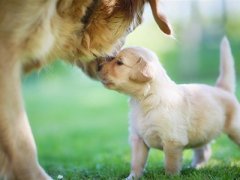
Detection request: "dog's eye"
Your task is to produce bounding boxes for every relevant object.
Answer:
[116,60,124,66]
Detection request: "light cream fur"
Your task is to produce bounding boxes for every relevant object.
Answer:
[98,37,240,179]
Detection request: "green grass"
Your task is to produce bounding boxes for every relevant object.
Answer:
[22,64,240,180]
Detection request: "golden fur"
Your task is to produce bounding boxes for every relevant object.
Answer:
[98,38,240,179]
[0,0,172,179]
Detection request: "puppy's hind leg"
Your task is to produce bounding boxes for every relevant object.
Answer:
[225,106,240,146]
[227,126,240,146]
[191,144,212,169]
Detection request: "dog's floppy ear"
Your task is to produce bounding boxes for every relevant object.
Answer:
[129,57,153,83]
[148,0,172,35]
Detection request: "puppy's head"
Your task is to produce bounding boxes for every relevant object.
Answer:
[98,47,158,95]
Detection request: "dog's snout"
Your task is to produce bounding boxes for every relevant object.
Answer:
[106,56,114,62]
[97,63,103,71]
[97,56,114,71]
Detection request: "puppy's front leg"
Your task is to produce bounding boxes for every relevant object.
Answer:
[127,134,149,180]
[163,142,183,175]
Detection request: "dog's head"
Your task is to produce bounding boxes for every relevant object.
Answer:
[66,0,173,63]
[98,47,160,95]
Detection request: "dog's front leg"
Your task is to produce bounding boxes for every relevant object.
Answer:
[0,47,50,179]
[126,134,149,180]
[163,142,183,175]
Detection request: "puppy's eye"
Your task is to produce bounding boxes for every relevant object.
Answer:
[116,60,124,66]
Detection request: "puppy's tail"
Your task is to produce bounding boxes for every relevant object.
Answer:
[216,37,236,94]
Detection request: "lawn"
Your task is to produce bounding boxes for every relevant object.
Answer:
[22,63,240,180]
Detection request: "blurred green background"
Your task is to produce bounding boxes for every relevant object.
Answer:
[22,1,240,179]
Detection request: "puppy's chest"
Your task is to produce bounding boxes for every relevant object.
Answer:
[131,111,165,149]
[141,126,164,149]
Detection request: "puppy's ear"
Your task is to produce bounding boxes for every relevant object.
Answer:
[148,0,172,35]
[129,58,153,83]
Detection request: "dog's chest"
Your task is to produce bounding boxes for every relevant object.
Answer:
[23,1,56,60]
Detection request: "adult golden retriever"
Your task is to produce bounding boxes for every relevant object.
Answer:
[0,0,171,179]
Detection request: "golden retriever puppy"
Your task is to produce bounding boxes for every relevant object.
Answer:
[98,37,240,179]
[0,0,172,179]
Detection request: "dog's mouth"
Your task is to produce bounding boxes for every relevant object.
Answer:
[101,79,115,88]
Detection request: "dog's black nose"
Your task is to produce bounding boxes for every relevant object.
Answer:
[97,56,114,71]
[97,63,103,71]
[106,56,114,62]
